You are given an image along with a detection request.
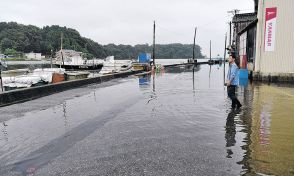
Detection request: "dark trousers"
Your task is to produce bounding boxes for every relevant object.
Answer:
[227,85,242,108]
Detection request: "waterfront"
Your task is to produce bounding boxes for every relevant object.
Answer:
[0,64,294,175]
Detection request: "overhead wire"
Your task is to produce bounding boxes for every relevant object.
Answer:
[155,14,231,44]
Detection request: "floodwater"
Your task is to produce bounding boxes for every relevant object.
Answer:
[0,64,294,175]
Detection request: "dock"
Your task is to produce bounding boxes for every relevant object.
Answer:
[0,70,142,107]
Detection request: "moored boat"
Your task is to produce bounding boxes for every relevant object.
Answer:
[99,56,133,74]
[2,68,65,91]
[54,51,103,71]
[65,71,90,81]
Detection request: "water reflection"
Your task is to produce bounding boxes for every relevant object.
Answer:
[225,82,294,175]
[192,66,196,100]
[150,70,157,104]
[209,65,212,88]
[62,101,68,128]
[93,91,97,103]
[139,74,151,87]
[192,66,195,91]
[1,122,8,142]
[225,109,238,158]
[1,64,293,175]
[138,72,156,104]
[192,66,199,102]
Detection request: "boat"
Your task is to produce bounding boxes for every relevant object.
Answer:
[2,68,65,91]
[65,71,90,81]
[99,56,133,74]
[0,60,7,70]
[54,50,103,71]
[208,59,215,65]
[54,34,103,71]
[1,69,29,77]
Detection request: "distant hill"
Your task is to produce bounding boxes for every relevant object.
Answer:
[0,22,204,59]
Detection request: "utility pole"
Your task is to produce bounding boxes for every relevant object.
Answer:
[50,49,53,68]
[152,21,156,67]
[0,63,3,92]
[223,33,227,85]
[192,27,197,63]
[61,33,64,67]
[209,40,212,62]
[229,21,232,46]
[227,9,239,47]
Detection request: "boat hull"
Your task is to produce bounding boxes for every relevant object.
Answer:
[55,64,103,71]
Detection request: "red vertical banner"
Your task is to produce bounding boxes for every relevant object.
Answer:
[264,7,277,52]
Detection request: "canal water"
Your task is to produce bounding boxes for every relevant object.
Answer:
[0,64,293,175]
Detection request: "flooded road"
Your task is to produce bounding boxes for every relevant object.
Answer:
[0,64,294,175]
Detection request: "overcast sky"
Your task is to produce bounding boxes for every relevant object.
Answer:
[0,0,254,57]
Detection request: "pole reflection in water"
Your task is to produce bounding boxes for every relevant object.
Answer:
[152,71,155,93]
[192,65,197,102]
[1,122,8,142]
[93,91,97,103]
[208,65,212,88]
[192,66,195,91]
[62,101,68,128]
[148,68,157,105]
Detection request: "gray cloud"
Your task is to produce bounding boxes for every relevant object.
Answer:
[0,0,253,57]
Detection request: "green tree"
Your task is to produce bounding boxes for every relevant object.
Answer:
[4,48,17,55]
[0,22,204,59]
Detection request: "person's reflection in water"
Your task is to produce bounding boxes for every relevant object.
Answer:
[225,109,241,158]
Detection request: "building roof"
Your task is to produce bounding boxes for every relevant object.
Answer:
[238,19,258,35]
[232,13,257,23]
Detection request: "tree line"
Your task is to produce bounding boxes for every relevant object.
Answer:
[0,22,203,59]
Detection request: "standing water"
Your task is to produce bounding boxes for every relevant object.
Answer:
[0,63,294,175]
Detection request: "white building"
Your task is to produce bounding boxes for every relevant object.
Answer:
[0,54,6,59]
[255,0,294,76]
[25,52,44,60]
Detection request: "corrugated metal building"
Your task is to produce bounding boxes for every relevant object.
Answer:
[232,13,257,70]
[255,0,294,75]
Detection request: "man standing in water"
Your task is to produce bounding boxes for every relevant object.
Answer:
[226,54,242,109]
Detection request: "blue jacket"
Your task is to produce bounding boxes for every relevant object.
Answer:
[227,63,239,85]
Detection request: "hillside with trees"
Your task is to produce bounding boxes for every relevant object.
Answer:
[0,22,203,59]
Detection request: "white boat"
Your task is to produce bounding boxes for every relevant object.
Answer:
[0,60,7,69]
[65,71,90,81]
[99,56,133,74]
[1,69,29,77]
[2,68,65,91]
[55,53,103,70]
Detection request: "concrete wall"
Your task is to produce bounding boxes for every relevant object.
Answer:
[255,0,294,74]
[0,70,142,107]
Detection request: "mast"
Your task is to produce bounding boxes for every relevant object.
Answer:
[209,40,212,62]
[61,33,64,67]
[152,21,156,67]
[0,63,3,92]
[192,27,197,63]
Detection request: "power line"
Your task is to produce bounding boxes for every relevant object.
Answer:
[156,14,231,39]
